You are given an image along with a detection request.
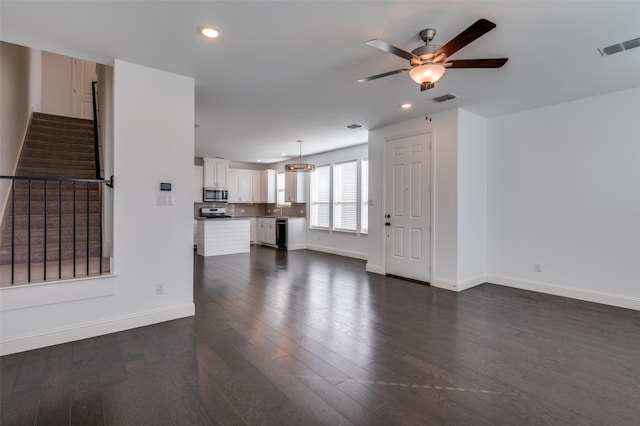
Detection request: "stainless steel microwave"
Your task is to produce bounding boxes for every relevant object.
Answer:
[203,187,228,202]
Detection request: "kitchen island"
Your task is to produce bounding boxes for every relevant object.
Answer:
[195,217,250,256]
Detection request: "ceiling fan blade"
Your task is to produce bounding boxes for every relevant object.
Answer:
[357,68,410,82]
[445,58,508,68]
[366,39,418,61]
[434,18,496,59]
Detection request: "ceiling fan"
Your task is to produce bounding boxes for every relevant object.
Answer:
[358,18,508,91]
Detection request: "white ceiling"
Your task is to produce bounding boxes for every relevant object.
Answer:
[2,1,640,164]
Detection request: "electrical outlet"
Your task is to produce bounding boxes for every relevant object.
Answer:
[534,263,542,273]
[156,283,165,295]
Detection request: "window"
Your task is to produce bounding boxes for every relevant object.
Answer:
[361,158,368,233]
[310,164,330,228]
[333,160,358,231]
[309,157,368,233]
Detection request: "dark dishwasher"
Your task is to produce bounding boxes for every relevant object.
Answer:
[276,218,287,250]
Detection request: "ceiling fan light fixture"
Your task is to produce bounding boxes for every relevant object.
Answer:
[285,140,316,172]
[409,63,446,85]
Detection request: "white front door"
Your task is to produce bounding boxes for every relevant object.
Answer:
[73,59,97,119]
[385,131,432,282]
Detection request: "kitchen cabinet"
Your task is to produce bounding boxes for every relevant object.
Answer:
[286,217,307,250]
[227,169,240,202]
[196,218,250,256]
[249,218,257,244]
[257,217,276,246]
[260,169,276,203]
[285,171,308,203]
[228,169,252,203]
[252,172,261,203]
[193,165,203,202]
[228,169,265,203]
[203,158,228,188]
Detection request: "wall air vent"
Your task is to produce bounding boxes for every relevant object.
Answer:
[599,37,640,56]
[432,93,458,103]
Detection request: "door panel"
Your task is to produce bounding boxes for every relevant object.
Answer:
[385,132,431,281]
[73,59,97,119]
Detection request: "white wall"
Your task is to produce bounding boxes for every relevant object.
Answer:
[0,60,195,355]
[274,143,369,259]
[367,109,460,286]
[487,87,640,309]
[41,51,74,116]
[456,110,488,289]
[0,42,40,219]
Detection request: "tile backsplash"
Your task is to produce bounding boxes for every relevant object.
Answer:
[194,202,307,218]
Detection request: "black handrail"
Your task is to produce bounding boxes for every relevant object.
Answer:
[1,175,113,285]
[92,81,101,180]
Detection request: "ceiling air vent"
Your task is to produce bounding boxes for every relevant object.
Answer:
[432,93,458,103]
[345,123,363,129]
[599,37,640,56]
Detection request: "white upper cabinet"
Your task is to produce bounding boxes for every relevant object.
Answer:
[285,171,308,203]
[203,158,229,188]
[261,169,276,204]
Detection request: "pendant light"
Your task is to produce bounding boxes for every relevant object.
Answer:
[285,140,316,172]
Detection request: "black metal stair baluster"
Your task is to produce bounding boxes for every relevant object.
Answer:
[28,179,31,283]
[99,183,103,274]
[59,180,62,279]
[86,182,90,276]
[73,181,77,277]
[11,179,15,285]
[44,180,47,280]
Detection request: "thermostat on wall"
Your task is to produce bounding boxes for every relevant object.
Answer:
[160,182,172,191]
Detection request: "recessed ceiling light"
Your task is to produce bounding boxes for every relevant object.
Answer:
[345,123,363,129]
[198,25,221,39]
[280,152,287,156]
[400,103,413,109]
[256,159,262,162]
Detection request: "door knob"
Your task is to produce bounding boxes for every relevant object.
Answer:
[385,214,391,218]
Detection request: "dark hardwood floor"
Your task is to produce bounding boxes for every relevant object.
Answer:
[2,246,639,425]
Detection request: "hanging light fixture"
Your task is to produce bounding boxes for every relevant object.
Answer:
[409,63,446,86]
[285,140,315,172]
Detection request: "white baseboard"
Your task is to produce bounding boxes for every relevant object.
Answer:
[0,303,195,356]
[488,274,640,311]
[431,278,458,291]
[365,263,384,274]
[457,275,487,291]
[287,243,307,250]
[306,244,367,260]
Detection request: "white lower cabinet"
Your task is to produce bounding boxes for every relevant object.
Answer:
[249,218,257,244]
[286,218,307,250]
[257,217,276,246]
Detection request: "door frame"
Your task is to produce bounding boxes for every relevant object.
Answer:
[381,128,436,282]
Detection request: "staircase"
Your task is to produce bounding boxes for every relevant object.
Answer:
[0,112,110,286]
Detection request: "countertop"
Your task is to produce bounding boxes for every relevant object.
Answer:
[194,217,251,221]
